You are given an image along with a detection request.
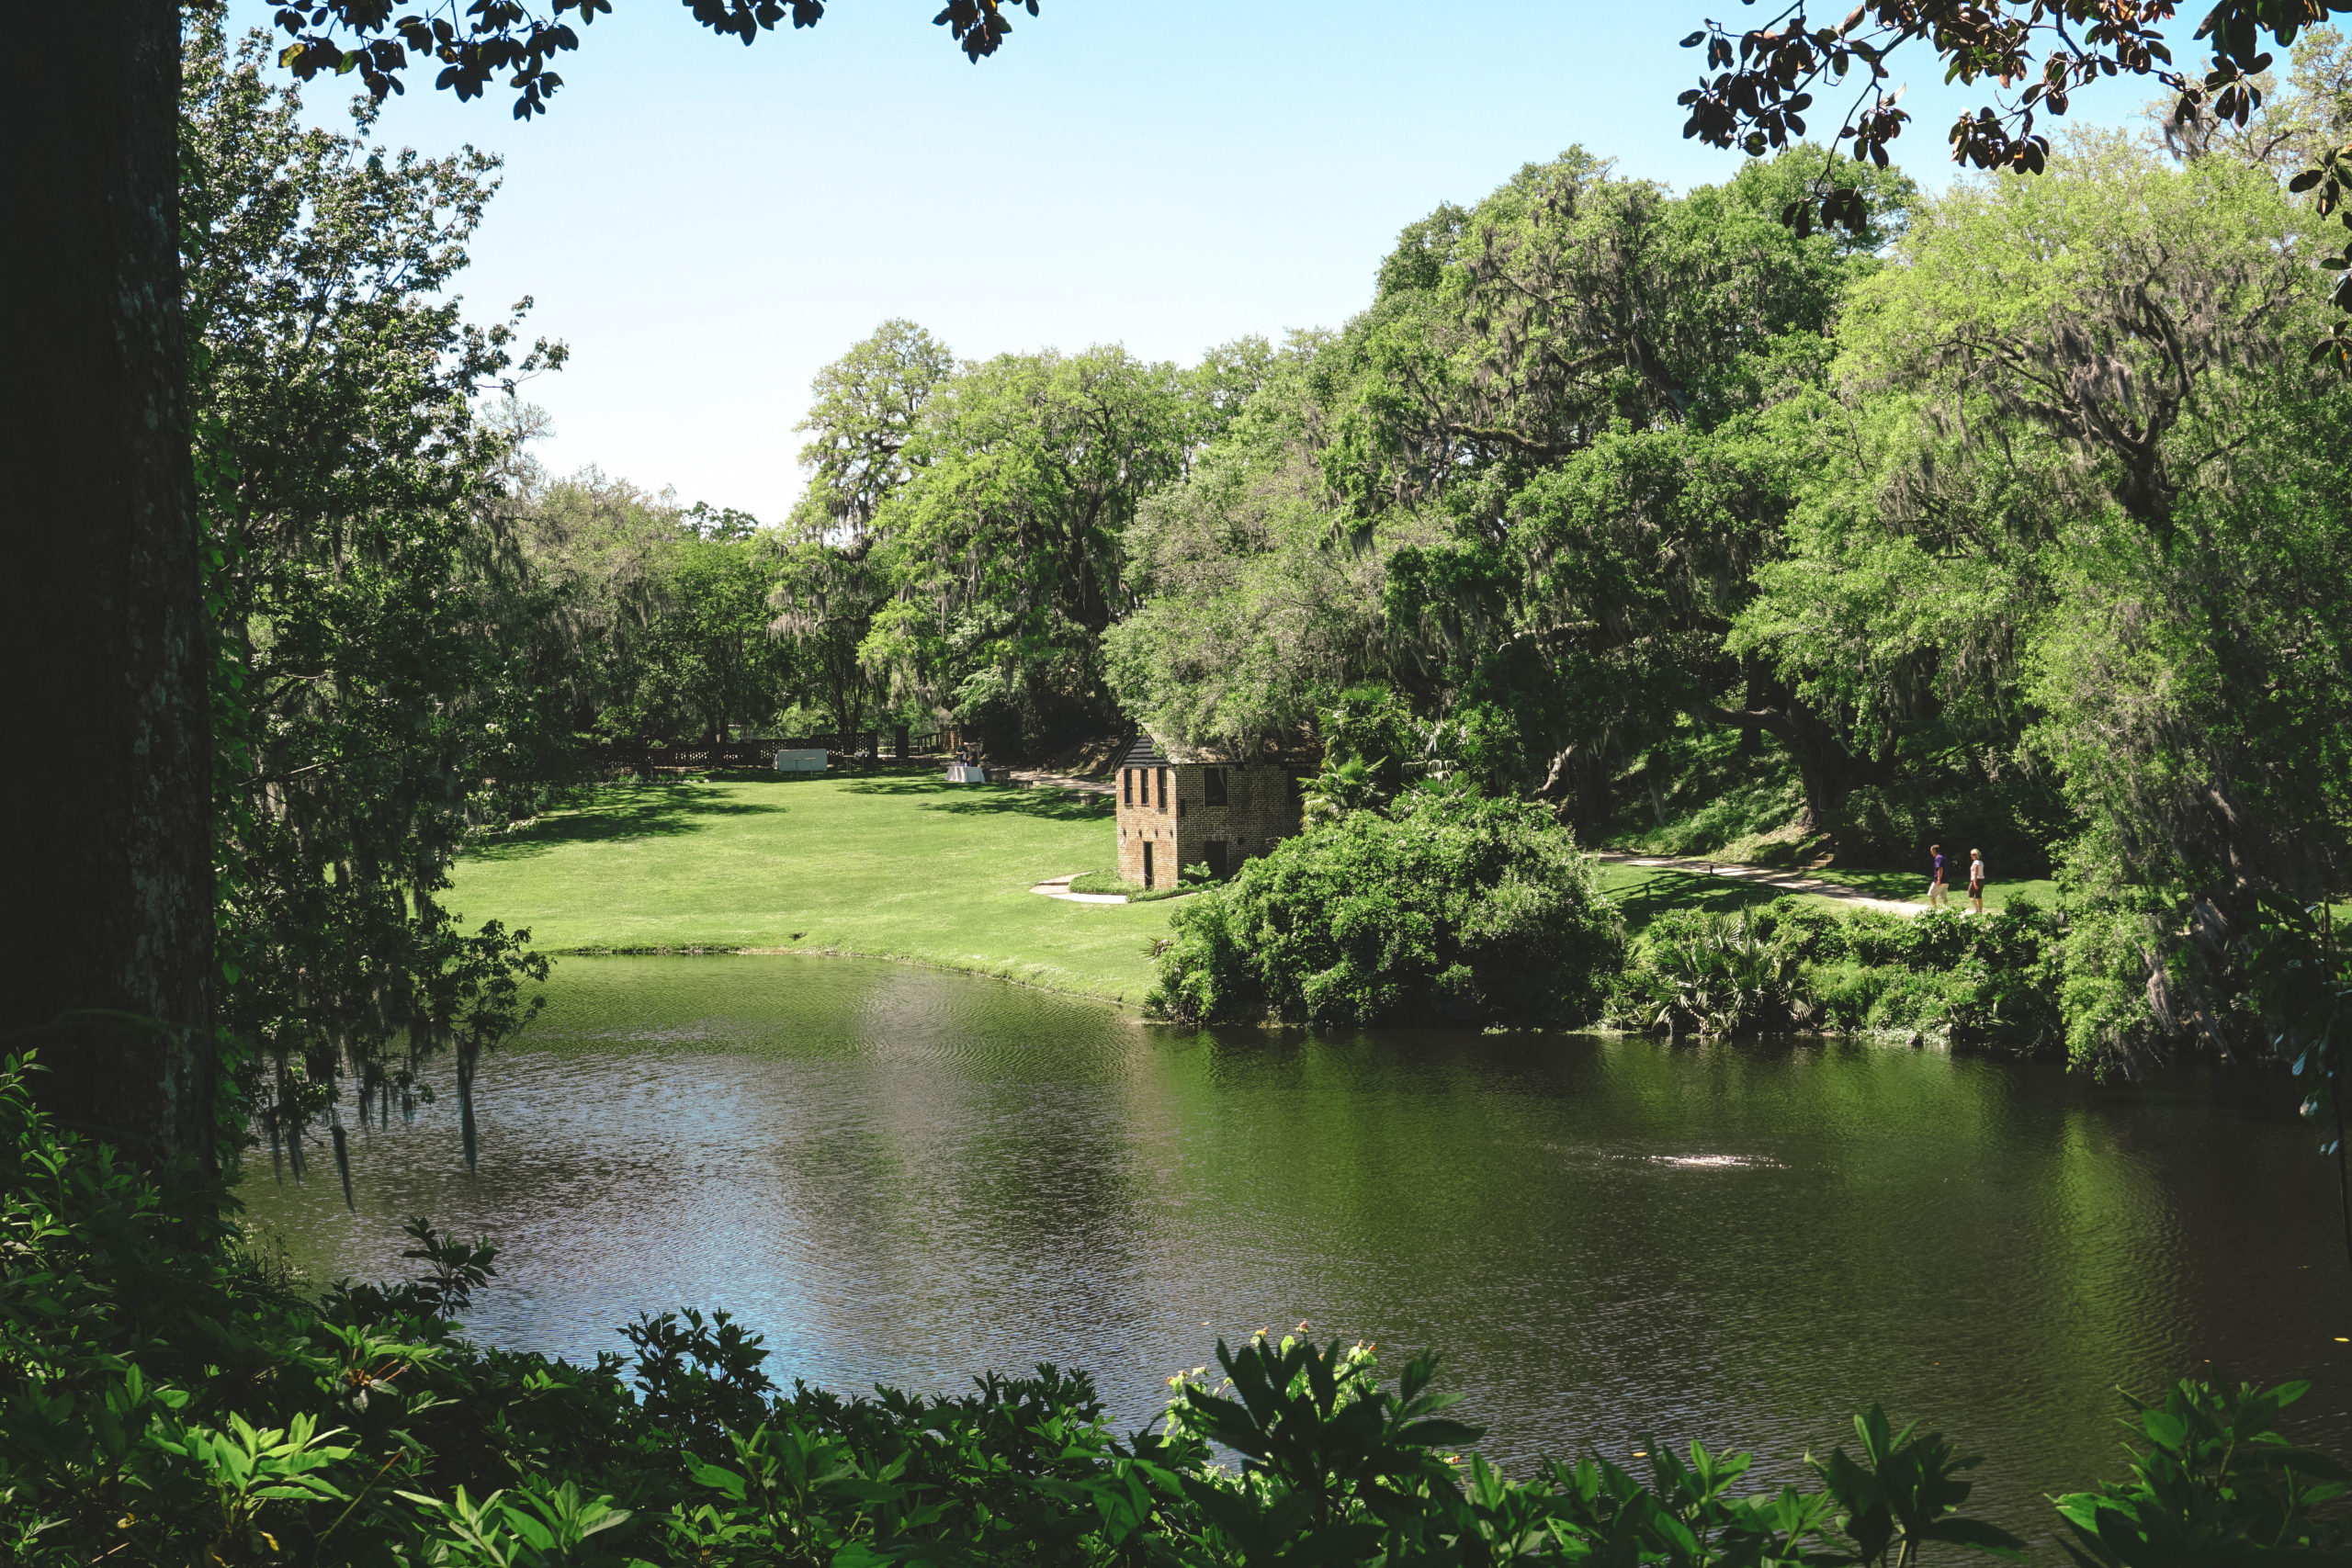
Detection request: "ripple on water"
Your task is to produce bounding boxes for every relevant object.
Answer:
[242,954,2349,1557]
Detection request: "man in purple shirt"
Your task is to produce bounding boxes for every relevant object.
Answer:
[1928,843,1948,908]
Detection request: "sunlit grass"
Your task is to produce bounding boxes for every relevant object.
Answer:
[447,770,2067,1002]
[446,767,1171,1005]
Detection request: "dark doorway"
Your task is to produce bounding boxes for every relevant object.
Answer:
[1142,841,1155,889]
[1204,840,1229,879]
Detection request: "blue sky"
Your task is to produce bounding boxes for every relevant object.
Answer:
[230,2,2143,519]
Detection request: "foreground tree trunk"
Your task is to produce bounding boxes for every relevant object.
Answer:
[1,3,213,1161]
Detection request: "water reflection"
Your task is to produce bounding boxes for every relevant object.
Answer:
[241,954,2352,1547]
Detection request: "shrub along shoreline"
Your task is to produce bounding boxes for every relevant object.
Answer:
[457,774,2088,1058]
[1149,786,2072,1060]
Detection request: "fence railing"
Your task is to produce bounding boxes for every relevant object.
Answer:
[595,728,958,771]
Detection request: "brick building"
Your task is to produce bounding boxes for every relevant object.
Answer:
[1114,732,1301,889]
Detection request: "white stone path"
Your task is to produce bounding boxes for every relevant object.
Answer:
[1027,874,1131,905]
[1592,851,1928,918]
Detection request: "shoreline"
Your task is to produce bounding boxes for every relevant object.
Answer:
[554,940,1152,1012]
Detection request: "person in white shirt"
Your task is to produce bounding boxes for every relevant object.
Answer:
[1968,850,1985,913]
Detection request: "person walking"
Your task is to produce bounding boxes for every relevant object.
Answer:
[1928,843,1948,907]
[1968,849,1985,913]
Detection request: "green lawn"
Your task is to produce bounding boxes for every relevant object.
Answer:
[449,773,2065,1006]
[447,770,1171,1005]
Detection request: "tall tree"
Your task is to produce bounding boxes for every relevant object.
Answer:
[187,19,565,1176]
[3,3,213,1160]
[862,344,1194,751]
[772,321,955,744]
[0,1,1025,1159]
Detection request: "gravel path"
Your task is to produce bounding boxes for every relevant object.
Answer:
[1026,874,1130,905]
[1008,769,1114,795]
[1593,851,1928,919]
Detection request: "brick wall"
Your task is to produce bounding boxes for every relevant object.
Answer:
[1115,761,1298,888]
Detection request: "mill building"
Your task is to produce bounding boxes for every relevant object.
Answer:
[1114,732,1301,890]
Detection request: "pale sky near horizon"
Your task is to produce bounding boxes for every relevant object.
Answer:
[228,2,2142,521]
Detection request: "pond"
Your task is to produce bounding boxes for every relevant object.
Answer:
[241,953,2352,1548]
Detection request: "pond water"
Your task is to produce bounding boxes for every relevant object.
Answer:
[241,954,2352,1550]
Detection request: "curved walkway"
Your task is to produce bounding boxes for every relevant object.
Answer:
[1009,769,1114,795]
[1027,874,1130,905]
[1593,851,1928,919]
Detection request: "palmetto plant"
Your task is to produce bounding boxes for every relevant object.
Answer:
[1301,756,1385,824]
[1653,914,1804,1037]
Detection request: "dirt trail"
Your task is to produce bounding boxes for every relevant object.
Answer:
[1593,851,1928,919]
[1008,769,1114,795]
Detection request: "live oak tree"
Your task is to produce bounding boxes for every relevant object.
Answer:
[1110,148,1917,839]
[770,320,956,749]
[1674,0,2352,357]
[859,344,1199,752]
[0,1,1030,1163]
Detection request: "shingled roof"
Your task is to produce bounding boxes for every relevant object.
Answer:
[1122,730,1261,766]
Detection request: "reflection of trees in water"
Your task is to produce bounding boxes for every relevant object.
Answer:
[238,957,2346,1534]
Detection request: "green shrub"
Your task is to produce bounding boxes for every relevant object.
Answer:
[1617,911,1806,1037]
[1150,787,1623,1026]
[2052,1379,2351,1563]
[1809,959,1895,1028]
[1613,897,2064,1052]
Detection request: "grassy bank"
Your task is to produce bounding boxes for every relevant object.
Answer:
[448,770,2059,1007]
[447,770,1170,1004]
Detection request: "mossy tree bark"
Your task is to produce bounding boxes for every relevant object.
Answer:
[1,1,214,1163]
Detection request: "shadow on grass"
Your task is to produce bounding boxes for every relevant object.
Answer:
[469,782,768,860]
[1809,866,1931,902]
[1605,871,1797,934]
[842,774,1113,822]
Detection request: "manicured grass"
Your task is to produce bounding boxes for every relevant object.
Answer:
[447,772,2062,1007]
[1595,864,1826,933]
[446,769,1172,1005]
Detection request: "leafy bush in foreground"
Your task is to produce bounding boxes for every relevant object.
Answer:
[3,1054,2341,1565]
[1150,788,1624,1027]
